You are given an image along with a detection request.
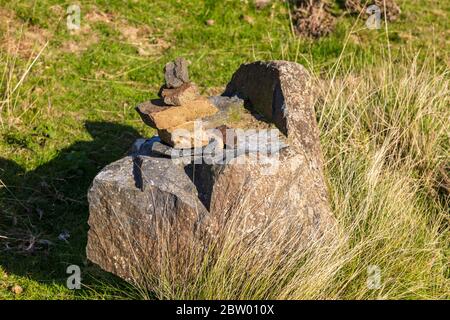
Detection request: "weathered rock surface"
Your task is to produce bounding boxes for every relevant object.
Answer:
[224,62,315,147]
[216,125,235,147]
[149,139,221,159]
[223,60,326,177]
[137,132,287,162]
[86,155,208,283]
[189,148,334,245]
[137,98,218,130]
[164,57,189,88]
[135,99,170,128]
[161,82,199,106]
[157,120,218,149]
[87,139,332,284]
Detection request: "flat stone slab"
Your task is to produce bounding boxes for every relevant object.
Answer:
[135,99,170,128]
[138,98,218,130]
[133,133,288,162]
[161,82,199,106]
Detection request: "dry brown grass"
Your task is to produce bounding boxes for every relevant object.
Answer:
[0,8,50,58]
[291,0,336,38]
[345,0,401,21]
[0,43,47,129]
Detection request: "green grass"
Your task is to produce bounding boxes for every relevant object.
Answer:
[0,0,448,299]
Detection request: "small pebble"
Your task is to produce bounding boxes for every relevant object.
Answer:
[255,0,271,9]
[242,15,255,25]
[11,285,23,295]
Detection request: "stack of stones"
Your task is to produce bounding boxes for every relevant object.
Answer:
[136,57,220,149]
[135,57,287,159]
[86,59,336,285]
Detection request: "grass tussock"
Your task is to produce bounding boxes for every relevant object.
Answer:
[0,42,47,129]
[135,54,449,300]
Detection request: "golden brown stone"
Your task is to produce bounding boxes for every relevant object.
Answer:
[135,99,170,128]
[149,98,218,130]
[161,82,199,106]
[158,121,212,149]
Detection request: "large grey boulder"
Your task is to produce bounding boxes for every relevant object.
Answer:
[224,61,322,158]
[189,149,334,245]
[211,61,332,240]
[86,155,208,283]
[86,60,335,284]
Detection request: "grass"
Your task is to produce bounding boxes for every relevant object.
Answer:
[0,0,448,299]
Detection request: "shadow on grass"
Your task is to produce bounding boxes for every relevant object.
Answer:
[0,121,141,296]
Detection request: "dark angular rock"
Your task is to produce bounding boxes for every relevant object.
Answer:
[86,155,208,284]
[223,61,322,159]
[164,57,190,88]
[135,99,170,128]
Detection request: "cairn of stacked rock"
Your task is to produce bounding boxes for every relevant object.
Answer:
[136,57,287,158]
[136,57,220,149]
[86,59,336,285]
